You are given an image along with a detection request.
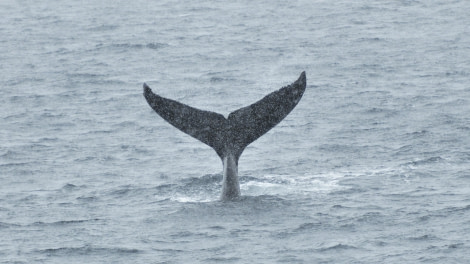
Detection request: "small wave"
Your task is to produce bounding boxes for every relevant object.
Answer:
[393,144,414,156]
[408,234,439,241]
[6,77,45,86]
[0,221,21,228]
[209,76,237,83]
[94,42,168,52]
[355,211,385,224]
[105,184,164,200]
[356,37,385,42]
[318,243,357,252]
[182,174,221,184]
[146,43,166,50]
[152,248,184,253]
[457,126,470,131]
[61,183,82,191]
[32,219,101,227]
[208,225,225,230]
[108,186,134,197]
[87,24,119,31]
[112,121,139,129]
[76,196,98,202]
[210,77,225,82]
[0,161,32,168]
[38,245,140,256]
[150,174,222,203]
[364,107,398,117]
[294,222,323,232]
[237,195,288,205]
[447,243,464,249]
[154,183,178,191]
[405,156,445,166]
[3,112,29,121]
[441,204,470,214]
[39,111,66,119]
[203,256,241,262]
[405,130,429,138]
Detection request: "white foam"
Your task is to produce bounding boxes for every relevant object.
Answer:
[241,172,347,197]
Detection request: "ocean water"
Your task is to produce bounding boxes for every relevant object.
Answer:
[1,0,470,263]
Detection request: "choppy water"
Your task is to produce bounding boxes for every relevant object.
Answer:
[1,0,470,263]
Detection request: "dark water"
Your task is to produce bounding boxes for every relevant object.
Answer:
[1,0,470,263]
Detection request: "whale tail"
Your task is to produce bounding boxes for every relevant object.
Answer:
[144,72,306,200]
[143,71,306,162]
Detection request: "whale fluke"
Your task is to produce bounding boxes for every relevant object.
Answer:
[144,71,306,200]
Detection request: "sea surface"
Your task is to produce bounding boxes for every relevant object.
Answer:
[1,0,470,263]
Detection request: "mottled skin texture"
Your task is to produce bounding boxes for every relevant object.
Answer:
[144,72,306,200]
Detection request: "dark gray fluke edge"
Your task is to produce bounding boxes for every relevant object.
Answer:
[143,71,306,200]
